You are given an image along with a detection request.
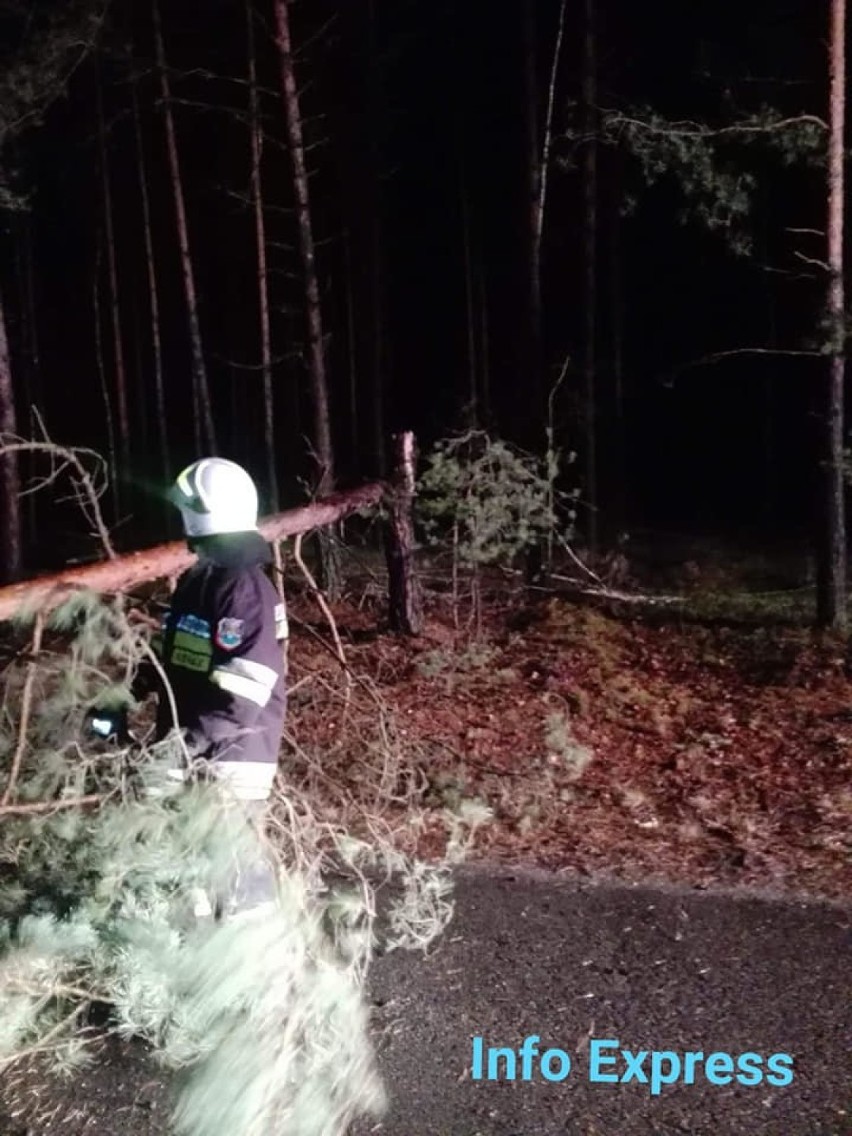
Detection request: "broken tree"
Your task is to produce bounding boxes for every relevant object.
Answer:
[0,453,425,644]
[0,481,385,623]
[384,432,423,635]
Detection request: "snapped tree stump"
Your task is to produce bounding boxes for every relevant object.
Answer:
[384,431,424,635]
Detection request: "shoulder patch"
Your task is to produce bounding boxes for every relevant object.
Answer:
[176,613,211,638]
[215,617,245,651]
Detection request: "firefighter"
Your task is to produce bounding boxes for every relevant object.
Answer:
[90,457,289,911]
[151,458,287,795]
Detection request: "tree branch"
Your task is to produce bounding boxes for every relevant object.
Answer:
[0,793,105,817]
[793,249,830,272]
[0,427,116,559]
[663,346,823,385]
[292,531,352,709]
[603,110,829,138]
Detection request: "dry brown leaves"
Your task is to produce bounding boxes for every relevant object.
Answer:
[282,582,852,901]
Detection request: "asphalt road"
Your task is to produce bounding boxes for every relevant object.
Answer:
[361,867,852,1136]
[2,867,850,1136]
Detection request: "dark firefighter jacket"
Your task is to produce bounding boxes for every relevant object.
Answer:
[139,531,288,801]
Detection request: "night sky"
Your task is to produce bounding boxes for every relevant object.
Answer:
[0,0,839,563]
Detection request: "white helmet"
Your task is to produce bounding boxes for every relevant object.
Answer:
[170,458,259,537]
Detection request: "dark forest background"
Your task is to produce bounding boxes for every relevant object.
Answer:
[0,0,839,577]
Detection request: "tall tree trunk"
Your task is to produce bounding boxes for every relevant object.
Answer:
[762,202,777,530]
[582,0,599,553]
[367,0,386,477]
[274,0,338,594]
[533,0,566,316]
[459,134,478,428]
[610,178,626,536]
[522,0,543,449]
[478,258,491,427]
[14,219,39,548]
[152,0,216,456]
[343,226,359,474]
[131,68,169,495]
[247,0,277,512]
[818,0,847,629]
[92,237,119,523]
[368,199,387,478]
[273,0,333,497]
[0,287,21,583]
[522,0,566,455]
[521,0,565,583]
[132,298,150,462]
[130,297,152,537]
[96,66,130,482]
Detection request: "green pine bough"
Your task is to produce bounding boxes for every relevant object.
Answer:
[0,590,474,1135]
[416,431,578,631]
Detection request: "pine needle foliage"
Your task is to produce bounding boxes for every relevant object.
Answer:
[0,0,108,208]
[418,431,569,567]
[0,589,463,1135]
[560,104,827,258]
[417,430,577,632]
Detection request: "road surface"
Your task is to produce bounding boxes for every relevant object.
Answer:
[362,866,851,1136]
[2,866,850,1136]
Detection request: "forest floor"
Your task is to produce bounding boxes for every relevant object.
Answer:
[284,544,852,903]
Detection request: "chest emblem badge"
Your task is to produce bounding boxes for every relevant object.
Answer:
[215,617,245,650]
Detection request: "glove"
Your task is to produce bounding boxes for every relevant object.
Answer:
[131,657,168,703]
[85,706,131,744]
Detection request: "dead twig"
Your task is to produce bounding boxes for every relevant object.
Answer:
[0,411,116,560]
[0,793,105,817]
[293,532,352,711]
[548,576,682,606]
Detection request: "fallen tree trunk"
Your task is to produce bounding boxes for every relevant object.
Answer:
[0,481,385,623]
